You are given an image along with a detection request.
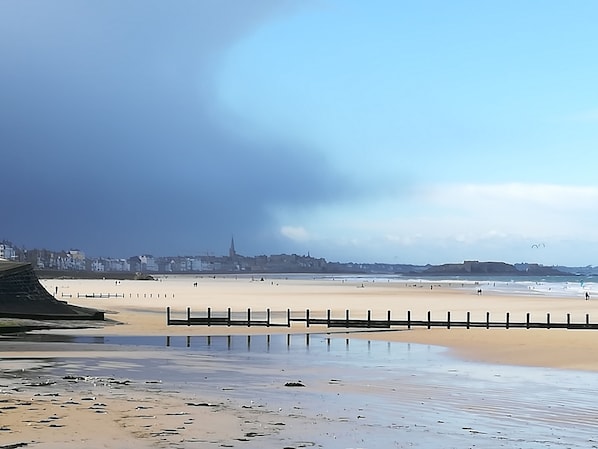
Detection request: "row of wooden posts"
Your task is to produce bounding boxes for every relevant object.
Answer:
[166,307,598,330]
[59,293,175,299]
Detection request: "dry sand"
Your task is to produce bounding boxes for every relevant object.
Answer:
[2,274,598,447]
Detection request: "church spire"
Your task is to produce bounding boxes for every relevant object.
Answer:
[229,235,236,259]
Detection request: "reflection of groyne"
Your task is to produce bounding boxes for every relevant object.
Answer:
[166,307,598,330]
[0,261,103,320]
[164,333,327,350]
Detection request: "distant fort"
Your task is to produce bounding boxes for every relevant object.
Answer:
[418,260,567,277]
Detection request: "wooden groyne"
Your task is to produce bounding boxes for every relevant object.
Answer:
[57,292,176,299]
[166,307,598,330]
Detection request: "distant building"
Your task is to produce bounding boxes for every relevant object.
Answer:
[107,258,130,272]
[128,256,142,272]
[67,250,86,270]
[0,244,16,260]
[91,259,105,272]
[139,255,158,272]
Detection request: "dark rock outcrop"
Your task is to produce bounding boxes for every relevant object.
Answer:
[0,261,103,320]
[420,260,566,276]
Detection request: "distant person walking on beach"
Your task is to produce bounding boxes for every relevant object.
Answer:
[586,292,590,301]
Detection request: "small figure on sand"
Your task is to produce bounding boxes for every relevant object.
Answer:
[586,292,590,301]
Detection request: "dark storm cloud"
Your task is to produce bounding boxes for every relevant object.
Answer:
[0,0,355,257]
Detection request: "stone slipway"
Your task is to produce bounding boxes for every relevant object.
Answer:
[0,261,104,321]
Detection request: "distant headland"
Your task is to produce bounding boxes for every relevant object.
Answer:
[417,260,569,277]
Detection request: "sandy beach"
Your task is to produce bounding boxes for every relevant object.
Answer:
[35,275,598,370]
[2,274,598,448]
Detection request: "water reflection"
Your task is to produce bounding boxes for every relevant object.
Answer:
[18,332,378,354]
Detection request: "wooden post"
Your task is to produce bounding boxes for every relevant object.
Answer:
[466,311,470,329]
[267,308,271,327]
[227,308,231,327]
[547,313,550,329]
[526,313,530,329]
[427,311,431,329]
[327,309,331,327]
[387,310,391,328]
[447,311,451,329]
[207,307,211,327]
[367,310,371,328]
[506,312,510,329]
[306,309,310,328]
[587,314,590,326]
[346,309,350,328]
[407,310,411,329]
[567,313,570,328]
[247,308,251,327]
[187,307,191,326]
[166,307,171,325]
[486,312,490,329]
[287,309,291,327]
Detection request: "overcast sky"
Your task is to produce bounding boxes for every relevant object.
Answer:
[2,1,598,266]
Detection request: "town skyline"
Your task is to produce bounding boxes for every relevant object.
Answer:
[2,238,597,277]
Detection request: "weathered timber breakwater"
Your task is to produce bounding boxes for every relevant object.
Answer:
[166,307,598,330]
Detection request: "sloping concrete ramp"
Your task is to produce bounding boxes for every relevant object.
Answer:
[0,261,103,320]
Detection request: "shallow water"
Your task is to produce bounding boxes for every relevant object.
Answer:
[10,333,598,448]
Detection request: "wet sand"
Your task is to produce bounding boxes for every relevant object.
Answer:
[2,275,598,447]
[0,348,314,448]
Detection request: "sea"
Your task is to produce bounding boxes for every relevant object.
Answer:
[304,273,597,298]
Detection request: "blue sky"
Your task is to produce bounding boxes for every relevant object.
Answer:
[2,1,598,266]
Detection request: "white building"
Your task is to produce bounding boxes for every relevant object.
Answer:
[191,257,208,271]
[91,259,106,272]
[108,258,130,272]
[66,249,86,270]
[139,255,159,272]
[0,244,16,260]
